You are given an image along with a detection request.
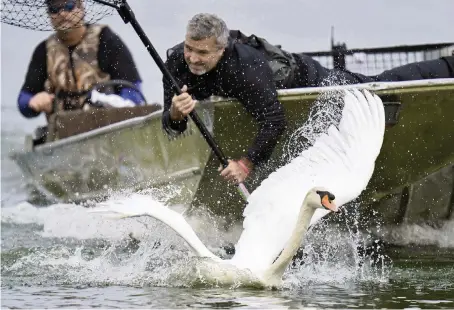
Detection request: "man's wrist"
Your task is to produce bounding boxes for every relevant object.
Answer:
[238,157,254,173]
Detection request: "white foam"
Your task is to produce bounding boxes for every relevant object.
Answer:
[380,219,454,248]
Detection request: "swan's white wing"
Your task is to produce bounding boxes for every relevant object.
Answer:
[308,89,385,226]
[231,89,385,273]
[88,194,220,260]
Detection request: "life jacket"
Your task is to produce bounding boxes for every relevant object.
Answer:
[44,24,113,113]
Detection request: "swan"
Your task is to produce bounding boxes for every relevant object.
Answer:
[90,88,385,288]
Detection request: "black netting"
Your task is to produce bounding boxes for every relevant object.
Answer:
[1,0,121,31]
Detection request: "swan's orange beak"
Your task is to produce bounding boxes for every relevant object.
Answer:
[322,195,338,212]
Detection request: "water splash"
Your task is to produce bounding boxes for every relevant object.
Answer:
[282,88,344,163]
[2,193,391,290]
[281,206,391,291]
[1,191,249,288]
[379,219,454,248]
[282,72,368,164]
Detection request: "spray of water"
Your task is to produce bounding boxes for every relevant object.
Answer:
[378,219,454,248]
[2,184,394,290]
[284,204,391,290]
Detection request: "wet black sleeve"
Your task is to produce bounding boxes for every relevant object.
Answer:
[20,41,47,94]
[98,26,141,82]
[161,54,188,135]
[228,58,287,166]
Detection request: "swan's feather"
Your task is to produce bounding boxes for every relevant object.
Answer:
[90,195,220,260]
[230,89,385,273]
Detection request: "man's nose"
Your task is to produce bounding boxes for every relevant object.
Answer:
[189,53,200,64]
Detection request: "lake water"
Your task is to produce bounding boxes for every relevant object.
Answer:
[2,197,454,309]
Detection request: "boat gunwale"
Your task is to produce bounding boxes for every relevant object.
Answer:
[207,78,454,105]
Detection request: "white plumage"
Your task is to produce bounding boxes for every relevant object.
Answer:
[231,89,385,273]
[89,88,385,288]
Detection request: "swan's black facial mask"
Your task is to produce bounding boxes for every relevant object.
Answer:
[316,190,338,212]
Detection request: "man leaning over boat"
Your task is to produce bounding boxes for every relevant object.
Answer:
[162,13,454,184]
[17,0,145,120]
[162,13,287,185]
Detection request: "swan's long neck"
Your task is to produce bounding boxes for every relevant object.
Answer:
[261,199,315,285]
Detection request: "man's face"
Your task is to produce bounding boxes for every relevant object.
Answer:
[47,0,84,31]
[184,35,224,75]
